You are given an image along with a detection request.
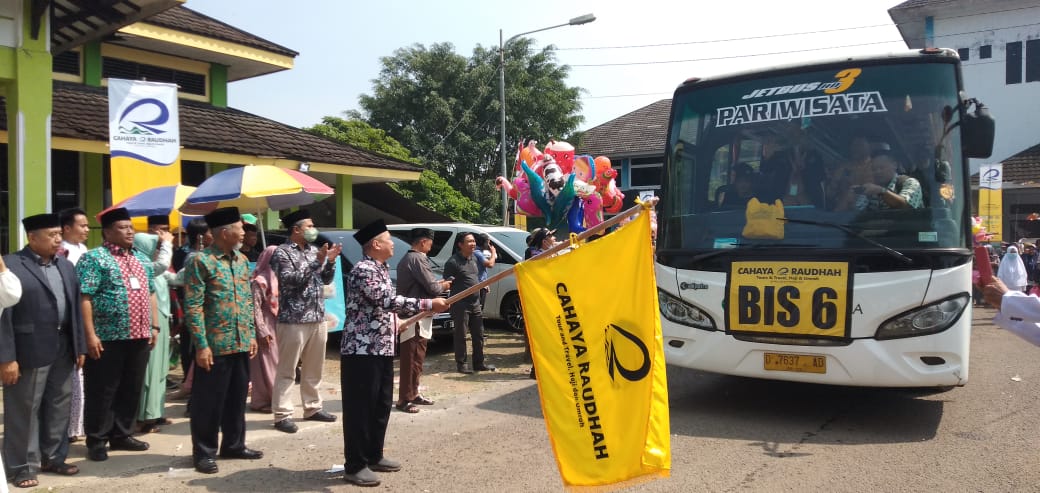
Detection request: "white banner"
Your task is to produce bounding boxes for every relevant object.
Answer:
[108,79,180,166]
[979,163,1002,190]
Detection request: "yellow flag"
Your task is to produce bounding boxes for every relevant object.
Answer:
[516,208,670,487]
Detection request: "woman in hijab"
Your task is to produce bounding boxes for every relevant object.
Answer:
[998,245,1029,293]
[249,245,280,413]
[133,232,174,433]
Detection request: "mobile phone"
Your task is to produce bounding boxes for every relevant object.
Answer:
[445,276,455,281]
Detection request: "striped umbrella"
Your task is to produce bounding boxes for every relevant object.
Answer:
[179,165,334,215]
[97,184,197,220]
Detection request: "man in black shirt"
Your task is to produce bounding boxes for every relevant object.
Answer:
[443,233,495,374]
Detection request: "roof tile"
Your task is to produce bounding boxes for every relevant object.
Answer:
[144,6,298,57]
[2,82,418,173]
[577,99,671,157]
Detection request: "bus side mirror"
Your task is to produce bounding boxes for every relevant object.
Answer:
[962,102,995,159]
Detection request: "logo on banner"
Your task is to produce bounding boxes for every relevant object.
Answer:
[605,323,650,383]
[108,79,180,166]
[117,98,172,136]
[979,165,1002,190]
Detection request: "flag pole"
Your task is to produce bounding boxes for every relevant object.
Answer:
[398,198,657,330]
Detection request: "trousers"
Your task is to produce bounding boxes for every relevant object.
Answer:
[189,352,249,461]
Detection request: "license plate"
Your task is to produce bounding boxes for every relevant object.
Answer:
[764,352,826,374]
[727,261,852,338]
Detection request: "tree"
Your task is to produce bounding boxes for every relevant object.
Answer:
[306,116,480,221]
[351,39,584,223]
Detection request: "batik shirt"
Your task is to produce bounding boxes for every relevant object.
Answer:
[273,241,336,324]
[77,242,155,341]
[184,246,254,356]
[855,174,923,211]
[341,255,430,357]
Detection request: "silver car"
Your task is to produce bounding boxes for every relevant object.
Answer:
[387,223,529,332]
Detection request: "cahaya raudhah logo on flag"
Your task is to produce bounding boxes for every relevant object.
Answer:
[108,78,182,229]
[516,207,670,488]
[108,78,180,166]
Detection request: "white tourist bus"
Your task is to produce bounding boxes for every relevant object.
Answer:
[655,48,995,387]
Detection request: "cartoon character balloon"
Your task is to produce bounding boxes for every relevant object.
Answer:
[495,139,623,231]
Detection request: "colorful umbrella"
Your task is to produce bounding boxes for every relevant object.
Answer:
[179,165,334,215]
[96,184,197,220]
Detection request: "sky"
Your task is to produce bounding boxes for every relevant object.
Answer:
[186,0,912,133]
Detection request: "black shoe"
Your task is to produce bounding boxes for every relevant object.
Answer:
[304,410,337,422]
[194,457,219,474]
[274,418,298,433]
[368,457,401,473]
[219,448,263,460]
[474,363,496,372]
[87,446,108,462]
[109,436,149,451]
[343,466,380,486]
[529,367,537,379]
[456,363,473,374]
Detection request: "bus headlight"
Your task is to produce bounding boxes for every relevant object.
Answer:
[875,293,970,340]
[658,289,717,331]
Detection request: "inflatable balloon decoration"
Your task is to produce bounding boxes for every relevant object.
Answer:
[495,139,625,232]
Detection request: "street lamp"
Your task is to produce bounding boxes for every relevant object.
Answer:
[499,13,596,226]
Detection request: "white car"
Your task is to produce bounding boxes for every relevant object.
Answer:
[387,223,529,332]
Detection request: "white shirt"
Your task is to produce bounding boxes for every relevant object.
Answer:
[61,240,88,265]
[994,291,1040,347]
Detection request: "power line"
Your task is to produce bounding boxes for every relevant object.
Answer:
[559,24,893,51]
[556,5,1040,52]
[566,21,1040,68]
[584,92,670,99]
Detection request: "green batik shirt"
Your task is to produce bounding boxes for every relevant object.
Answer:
[184,246,254,356]
[77,242,156,341]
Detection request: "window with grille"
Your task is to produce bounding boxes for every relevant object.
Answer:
[53,51,80,75]
[102,57,206,95]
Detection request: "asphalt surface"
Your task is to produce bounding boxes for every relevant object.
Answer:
[4,309,1040,492]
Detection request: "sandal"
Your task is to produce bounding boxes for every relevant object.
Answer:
[411,396,435,406]
[395,402,420,413]
[13,470,39,488]
[41,462,79,475]
[155,417,174,426]
[137,422,160,434]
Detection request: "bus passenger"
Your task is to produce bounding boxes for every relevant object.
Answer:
[853,150,922,210]
[716,163,757,210]
[758,133,824,207]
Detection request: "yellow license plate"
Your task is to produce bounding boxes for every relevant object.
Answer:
[764,352,826,374]
[727,261,851,338]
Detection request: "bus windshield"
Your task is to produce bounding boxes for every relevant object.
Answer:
[660,61,968,257]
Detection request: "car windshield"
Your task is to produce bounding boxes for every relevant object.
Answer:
[488,230,529,259]
[660,60,969,254]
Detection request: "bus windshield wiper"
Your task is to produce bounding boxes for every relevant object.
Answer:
[778,217,913,265]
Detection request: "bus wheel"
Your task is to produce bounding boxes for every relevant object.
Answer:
[501,293,524,333]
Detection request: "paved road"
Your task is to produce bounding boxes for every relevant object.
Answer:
[6,308,1040,492]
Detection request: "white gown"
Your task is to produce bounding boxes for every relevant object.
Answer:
[994,291,1040,347]
[0,267,25,493]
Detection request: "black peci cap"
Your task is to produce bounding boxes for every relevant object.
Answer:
[281,209,311,227]
[354,219,387,246]
[99,207,132,228]
[203,207,241,229]
[22,213,60,232]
